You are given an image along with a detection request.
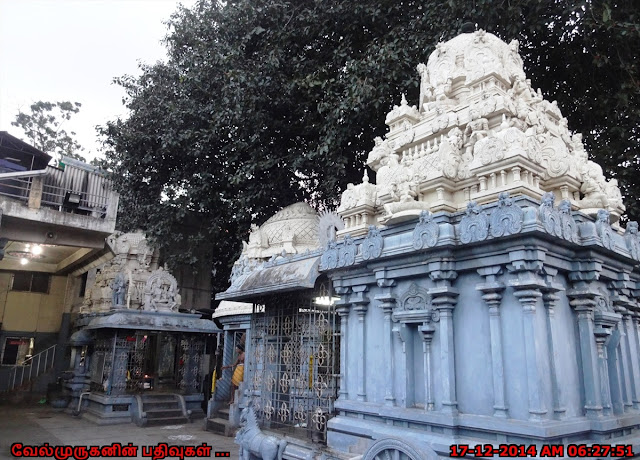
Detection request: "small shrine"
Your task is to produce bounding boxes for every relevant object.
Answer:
[218,30,640,459]
[216,203,341,445]
[67,232,220,425]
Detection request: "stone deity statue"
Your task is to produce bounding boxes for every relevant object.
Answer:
[464,109,489,155]
[579,163,609,209]
[110,272,127,308]
[149,282,178,311]
[143,267,181,312]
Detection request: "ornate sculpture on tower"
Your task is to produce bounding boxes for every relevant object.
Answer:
[336,29,625,235]
[80,231,183,313]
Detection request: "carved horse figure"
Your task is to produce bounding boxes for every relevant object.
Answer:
[235,405,287,460]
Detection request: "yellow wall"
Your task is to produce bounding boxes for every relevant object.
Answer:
[0,273,10,323]
[0,273,67,333]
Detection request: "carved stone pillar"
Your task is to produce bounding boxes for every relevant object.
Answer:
[419,323,435,411]
[476,265,508,417]
[375,272,396,406]
[507,252,548,420]
[428,261,458,414]
[351,285,369,402]
[623,312,640,410]
[610,277,639,410]
[594,312,620,415]
[568,261,603,418]
[541,267,566,419]
[334,285,351,400]
[392,322,412,408]
[613,317,632,413]
[633,313,640,407]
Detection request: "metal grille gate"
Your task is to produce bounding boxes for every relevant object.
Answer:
[89,331,204,394]
[90,336,113,393]
[249,282,338,440]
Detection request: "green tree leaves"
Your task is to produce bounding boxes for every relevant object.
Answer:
[103,0,640,294]
[12,101,86,164]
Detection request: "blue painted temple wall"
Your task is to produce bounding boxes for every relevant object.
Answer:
[322,196,640,456]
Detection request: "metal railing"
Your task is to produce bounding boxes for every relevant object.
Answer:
[2,345,56,392]
[40,179,110,217]
[0,166,113,218]
[0,175,31,201]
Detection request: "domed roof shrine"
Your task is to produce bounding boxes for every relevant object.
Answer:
[218,30,640,460]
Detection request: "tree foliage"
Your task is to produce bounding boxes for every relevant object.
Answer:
[12,101,87,164]
[101,0,640,294]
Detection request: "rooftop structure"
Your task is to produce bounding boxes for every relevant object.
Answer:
[0,131,118,257]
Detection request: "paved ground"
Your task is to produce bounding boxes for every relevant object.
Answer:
[0,404,239,460]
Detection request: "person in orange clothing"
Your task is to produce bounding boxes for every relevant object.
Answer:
[222,344,245,404]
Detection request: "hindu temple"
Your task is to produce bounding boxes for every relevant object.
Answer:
[217,29,640,459]
[67,231,219,425]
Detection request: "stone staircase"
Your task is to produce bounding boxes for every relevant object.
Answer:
[206,403,236,437]
[135,394,191,427]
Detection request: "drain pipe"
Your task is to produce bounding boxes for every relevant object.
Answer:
[72,392,91,416]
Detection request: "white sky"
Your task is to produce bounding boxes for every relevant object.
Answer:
[0,0,197,161]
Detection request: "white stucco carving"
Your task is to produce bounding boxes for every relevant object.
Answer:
[229,203,323,287]
[241,202,320,260]
[341,29,625,233]
[80,231,185,314]
[143,267,181,312]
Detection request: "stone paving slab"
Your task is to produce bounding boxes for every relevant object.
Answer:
[0,405,239,460]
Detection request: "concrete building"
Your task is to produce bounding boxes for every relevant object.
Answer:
[0,131,118,392]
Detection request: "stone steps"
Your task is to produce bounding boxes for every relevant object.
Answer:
[136,394,190,427]
[146,415,190,427]
[143,400,180,410]
[146,408,185,419]
[206,404,236,437]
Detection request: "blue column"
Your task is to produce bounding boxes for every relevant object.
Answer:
[375,273,396,407]
[351,285,369,402]
[477,265,508,418]
[429,263,459,415]
[568,262,603,419]
[334,284,351,401]
[541,268,566,419]
[508,254,548,421]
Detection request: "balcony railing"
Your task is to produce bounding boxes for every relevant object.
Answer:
[0,165,116,219]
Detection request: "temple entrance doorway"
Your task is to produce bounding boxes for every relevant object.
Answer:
[90,330,204,396]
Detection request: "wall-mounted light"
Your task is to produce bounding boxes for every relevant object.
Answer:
[31,245,42,255]
[313,296,339,306]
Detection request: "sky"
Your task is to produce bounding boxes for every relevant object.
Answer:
[0,0,197,162]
